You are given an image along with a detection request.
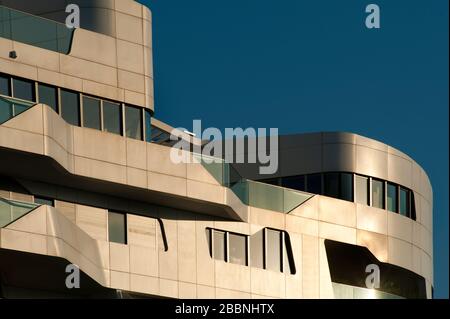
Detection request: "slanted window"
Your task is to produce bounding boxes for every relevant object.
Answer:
[108,211,127,244]
[12,78,35,101]
[229,233,247,266]
[355,175,369,205]
[103,101,122,135]
[125,105,142,140]
[38,84,58,113]
[60,89,80,126]
[387,183,398,213]
[82,96,101,130]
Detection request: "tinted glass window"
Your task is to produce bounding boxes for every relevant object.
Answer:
[355,175,369,205]
[125,105,142,140]
[60,90,79,126]
[103,101,122,135]
[0,75,10,96]
[145,109,152,142]
[387,183,397,212]
[266,229,281,272]
[0,98,13,123]
[324,173,339,198]
[282,175,305,191]
[34,196,54,207]
[372,179,385,209]
[340,173,353,202]
[108,212,127,244]
[82,96,101,130]
[229,233,247,265]
[38,84,58,112]
[306,174,322,194]
[399,188,409,217]
[250,229,263,268]
[13,78,35,101]
[213,230,226,261]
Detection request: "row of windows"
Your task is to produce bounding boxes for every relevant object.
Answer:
[259,172,416,220]
[0,73,152,141]
[207,228,295,274]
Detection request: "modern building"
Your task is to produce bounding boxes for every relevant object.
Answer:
[0,0,433,299]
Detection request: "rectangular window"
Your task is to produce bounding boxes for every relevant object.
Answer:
[103,101,122,135]
[60,89,80,126]
[387,183,398,212]
[281,175,305,191]
[34,196,54,207]
[250,229,263,268]
[82,96,101,130]
[145,109,152,142]
[13,78,35,101]
[324,173,339,199]
[355,175,369,205]
[399,188,409,217]
[372,179,385,209]
[340,173,353,201]
[306,174,322,194]
[38,84,58,113]
[266,229,281,272]
[108,212,127,244]
[125,105,142,140]
[229,233,247,265]
[0,74,10,96]
[212,230,226,261]
[0,97,13,123]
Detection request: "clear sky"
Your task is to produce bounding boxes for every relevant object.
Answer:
[139,0,449,298]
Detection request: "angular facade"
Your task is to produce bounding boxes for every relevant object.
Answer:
[0,0,433,299]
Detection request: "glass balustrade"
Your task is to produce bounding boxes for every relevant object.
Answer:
[0,95,35,124]
[0,197,39,228]
[0,5,74,54]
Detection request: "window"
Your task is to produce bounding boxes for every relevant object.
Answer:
[125,105,142,140]
[13,78,35,101]
[0,74,10,96]
[387,183,398,213]
[82,96,101,130]
[38,84,58,113]
[60,89,80,126]
[108,212,127,244]
[259,178,280,186]
[324,173,339,199]
[145,109,152,142]
[34,196,54,207]
[399,188,409,217]
[306,174,322,194]
[229,233,247,265]
[265,229,282,272]
[340,173,353,202]
[103,101,122,135]
[281,175,305,191]
[372,179,385,209]
[250,229,263,268]
[212,230,226,261]
[355,175,369,205]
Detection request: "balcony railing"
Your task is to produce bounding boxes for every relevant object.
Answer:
[0,197,39,228]
[0,95,35,124]
[0,5,74,54]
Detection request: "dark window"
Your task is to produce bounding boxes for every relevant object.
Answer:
[399,188,409,217]
[103,101,122,135]
[266,229,282,272]
[355,175,369,205]
[340,173,353,202]
[281,175,305,191]
[34,196,54,207]
[229,233,247,265]
[213,230,226,261]
[38,84,58,112]
[60,89,80,126]
[306,174,322,194]
[145,109,152,142]
[82,96,101,130]
[387,183,398,213]
[13,78,35,101]
[108,212,127,244]
[259,178,280,186]
[250,229,263,268]
[125,105,142,140]
[0,97,13,123]
[372,179,385,209]
[0,74,10,96]
[324,173,339,198]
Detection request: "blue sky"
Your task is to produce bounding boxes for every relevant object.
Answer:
[139,0,449,298]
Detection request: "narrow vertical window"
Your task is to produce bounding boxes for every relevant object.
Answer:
[250,229,263,268]
[125,105,142,140]
[372,179,385,209]
[306,174,322,194]
[399,187,409,217]
[38,84,58,113]
[355,175,369,205]
[324,173,339,199]
[0,74,10,96]
[212,230,226,261]
[145,109,152,142]
[340,173,353,202]
[103,101,122,135]
[60,89,80,126]
[229,233,247,265]
[387,183,398,213]
[266,229,282,272]
[82,96,101,130]
[108,211,127,244]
